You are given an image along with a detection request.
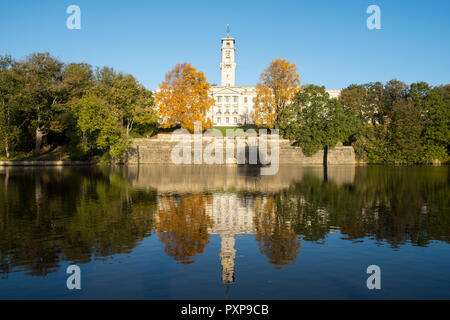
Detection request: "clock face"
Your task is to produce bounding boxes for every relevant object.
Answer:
[225,51,230,59]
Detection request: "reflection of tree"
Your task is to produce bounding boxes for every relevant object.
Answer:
[155,194,214,264]
[253,196,300,268]
[274,166,450,247]
[1,165,449,279]
[0,168,156,277]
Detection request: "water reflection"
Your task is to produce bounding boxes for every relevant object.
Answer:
[0,167,156,278]
[0,165,448,286]
[156,194,214,264]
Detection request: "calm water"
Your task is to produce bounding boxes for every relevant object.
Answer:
[0,165,449,299]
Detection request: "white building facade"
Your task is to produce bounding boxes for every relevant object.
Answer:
[208,31,341,127]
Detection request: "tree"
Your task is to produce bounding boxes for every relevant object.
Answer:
[62,63,94,100]
[389,97,424,162]
[109,74,157,136]
[408,81,431,103]
[253,195,300,267]
[340,80,449,164]
[339,84,366,123]
[132,88,158,136]
[382,79,408,122]
[277,85,358,159]
[155,194,214,264]
[422,85,450,162]
[72,92,130,161]
[340,82,389,161]
[13,53,64,156]
[0,55,20,158]
[252,58,301,128]
[91,67,158,137]
[155,63,214,132]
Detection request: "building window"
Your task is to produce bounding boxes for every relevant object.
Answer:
[244,97,248,103]
[225,96,229,103]
[234,117,237,124]
[217,96,222,103]
[233,107,238,113]
[217,107,221,114]
[233,96,238,103]
[226,107,229,113]
[226,117,229,123]
[217,117,221,123]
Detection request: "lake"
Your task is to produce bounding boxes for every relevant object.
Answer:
[0,165,449,299]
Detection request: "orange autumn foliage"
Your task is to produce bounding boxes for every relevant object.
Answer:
[155,194,214,264]
[252,58,301,128]
[155,63,214,132]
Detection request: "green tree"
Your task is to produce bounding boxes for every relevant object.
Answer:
[109,74,157,136]
[277,85,358,160]
[72,92,129,161]
[13,53,64,156]
[389,97,424,162]
[92,68,158,136]
[422,85,450,162]
[0,55,20,158]
[383,79,408,121]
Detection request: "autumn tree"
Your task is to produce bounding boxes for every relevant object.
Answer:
[155,63,214,132]
[155,194,214,264]
[252,58,301,128]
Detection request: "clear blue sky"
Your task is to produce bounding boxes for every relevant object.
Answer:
[1,0,449,90]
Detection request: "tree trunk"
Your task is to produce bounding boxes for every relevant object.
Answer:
[4,136,10,159]
[35,126,43,157]
[323,145,328,182]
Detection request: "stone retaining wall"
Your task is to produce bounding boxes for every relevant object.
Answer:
[126,134,357,165]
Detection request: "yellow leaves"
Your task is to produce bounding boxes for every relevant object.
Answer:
[155,63,214,132]
[155,194,214,264]
[252,58,301,129]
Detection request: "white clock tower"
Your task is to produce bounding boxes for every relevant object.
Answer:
[220,25,236,86]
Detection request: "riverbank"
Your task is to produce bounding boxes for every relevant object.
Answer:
[0,160,96,166]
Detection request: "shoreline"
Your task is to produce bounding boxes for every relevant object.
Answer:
[0,160,96,166]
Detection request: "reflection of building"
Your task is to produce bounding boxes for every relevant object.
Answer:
[153,191,307,284]
[205,194,255,284]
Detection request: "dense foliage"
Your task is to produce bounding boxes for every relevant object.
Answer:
[277,81,449,163]
[0,53,157,161]
[277,85,359,156]
[2,52,448,164]
[339,80,449,163]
